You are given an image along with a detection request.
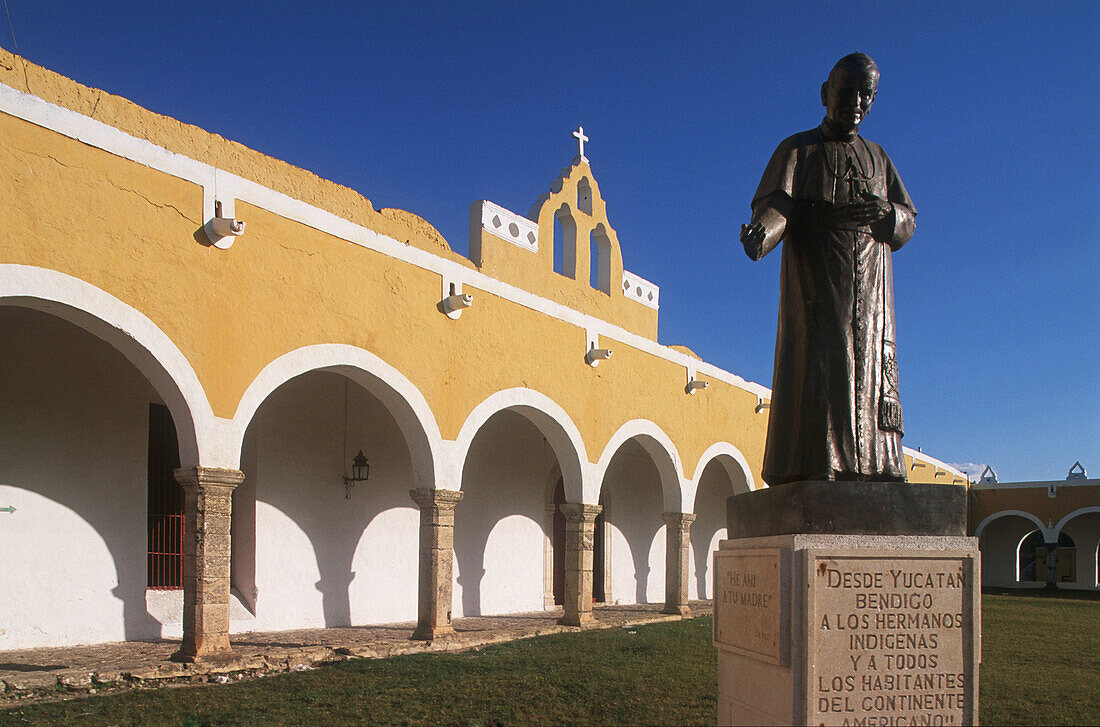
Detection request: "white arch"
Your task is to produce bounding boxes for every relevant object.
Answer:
[1054,507,1100,537]
[596,420,685,512]
[1015,528,1041,583]
[974,510,1053,542]
[231,344,444,489]
[688,441,757,512]
[454,388,588,504]
[0,264,213,467]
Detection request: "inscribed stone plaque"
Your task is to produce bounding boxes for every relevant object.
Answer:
[713,548,786,665]
[805,549,978,726]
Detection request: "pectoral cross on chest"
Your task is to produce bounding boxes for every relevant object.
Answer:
[829,140,875,203]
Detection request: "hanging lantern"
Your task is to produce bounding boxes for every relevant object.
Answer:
[350,450,370,482]
[343,450,370,497]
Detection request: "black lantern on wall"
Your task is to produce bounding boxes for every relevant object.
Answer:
[343,450,370,498]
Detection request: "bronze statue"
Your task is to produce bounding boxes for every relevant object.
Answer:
[741,53,916,486]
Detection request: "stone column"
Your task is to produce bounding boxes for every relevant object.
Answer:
[559,503,602,626]
[172,466,244,663]
[1042,542,1060,589]
[544,503,558,609]
[410,488,463,640]
[662,512,696,615]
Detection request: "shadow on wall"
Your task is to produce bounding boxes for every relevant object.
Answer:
[691,457,750,599]
[237,372,419,630]
[601,438,665,604]
[0,307,170,646]
[455,410,559,618]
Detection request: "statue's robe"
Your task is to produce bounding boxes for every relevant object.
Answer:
[752,121,916,486]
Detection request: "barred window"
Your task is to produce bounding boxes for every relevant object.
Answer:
[147,403,183,589]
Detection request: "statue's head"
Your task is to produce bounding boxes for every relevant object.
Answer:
[821,53,879,134]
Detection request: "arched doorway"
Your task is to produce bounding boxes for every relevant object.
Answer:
[236,369,422,632]
[0,306,198,647]
[456,409,573,617]
[1028,532,1077,586]
[690,452,752,599]
[976,512,1046,587]
[1057,509,1100,589]
[599,437,675,604]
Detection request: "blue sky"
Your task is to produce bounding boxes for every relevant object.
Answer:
[3,2,1096,482]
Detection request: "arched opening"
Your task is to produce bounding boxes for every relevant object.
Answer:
[0,306,197,648]
[553,205,577,279]
[456,409,572,617]
[577,177,593,216]
[598,437,670,604]
[976,512,1046,587]
[1035,532,1077,586]
[1057,509,1100,589]
[236,370,420,631]
[589,225,612,294]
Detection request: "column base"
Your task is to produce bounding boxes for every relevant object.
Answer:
[661,604,691,616]
[411,624,456,641]
[170,649,237,665]
[558,612,596,627]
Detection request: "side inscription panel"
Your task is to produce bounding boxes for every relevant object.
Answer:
[713,548,787,665]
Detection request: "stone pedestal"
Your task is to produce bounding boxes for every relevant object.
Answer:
[410,488,463,641]
[714,482,980,726]
[172,466,244,663]
[560,503,602,626]
[662,512,696,615]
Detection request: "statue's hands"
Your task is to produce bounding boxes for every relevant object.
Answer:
[740,222,767,259]
[830,198,893,226]
[849,198,893,224]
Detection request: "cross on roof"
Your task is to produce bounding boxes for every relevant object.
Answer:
[572,126,589,162]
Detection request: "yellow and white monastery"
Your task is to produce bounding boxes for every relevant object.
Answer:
[0,51,965,657]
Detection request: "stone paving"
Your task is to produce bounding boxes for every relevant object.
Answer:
[0,601,712,706]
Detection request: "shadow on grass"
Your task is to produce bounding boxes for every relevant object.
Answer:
[982,586,1100,601]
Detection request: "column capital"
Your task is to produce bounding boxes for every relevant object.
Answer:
[410,488,464,510]
[560,503,602,523]
[662,511,697,528]
[174,466,245,490]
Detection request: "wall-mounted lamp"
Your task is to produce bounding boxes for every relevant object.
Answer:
[934,471,946,478]
[910,460,928,470]
[441,279,473,319]
[343,449,370,498]
[443,293,473,317]
[586,346,612,367]
[755,396,770,413]
[204,200,246,248]
[685,379,709,395]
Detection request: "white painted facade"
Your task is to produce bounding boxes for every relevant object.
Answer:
[0,284,747,649]
[0,303,743,647]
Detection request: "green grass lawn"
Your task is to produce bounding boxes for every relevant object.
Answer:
[2,591,1096,726]
[979,590,1099,725]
